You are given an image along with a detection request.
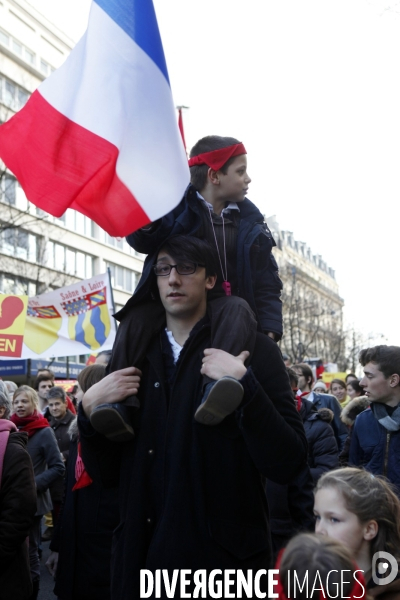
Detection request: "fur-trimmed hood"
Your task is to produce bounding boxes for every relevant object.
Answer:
[317,407,334,423]
[68,416,78,441]
[341,396,370,427]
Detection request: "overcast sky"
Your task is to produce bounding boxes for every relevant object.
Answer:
[27,0,400,346]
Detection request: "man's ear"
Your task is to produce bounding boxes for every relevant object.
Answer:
[205,275,217,290]
[389,373,400,388]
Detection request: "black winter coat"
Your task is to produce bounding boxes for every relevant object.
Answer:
[0,431,36,600]
[79,325,307,600]
[51,421,119,600]
[125,184,283,337]
[300,399,339,482]
[308,392,349,452]
[265,464,315,558]
[48,410,75,503]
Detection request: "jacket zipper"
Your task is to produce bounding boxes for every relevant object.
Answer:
[383,432,391,477]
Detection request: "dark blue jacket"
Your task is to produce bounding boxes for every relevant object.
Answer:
[308,392,349,453]
[349,407,400,496]
[125,184,283,337]
[300,400,339,482]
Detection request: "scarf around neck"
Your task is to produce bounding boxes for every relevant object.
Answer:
[10,410,50,437]
[371,402,400,432]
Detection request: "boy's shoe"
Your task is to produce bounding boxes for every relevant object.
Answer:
[90,402,135,442]
[194,377,244,425]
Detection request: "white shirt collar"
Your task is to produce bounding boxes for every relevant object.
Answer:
[165,329,183,364]
[196,192,240,214]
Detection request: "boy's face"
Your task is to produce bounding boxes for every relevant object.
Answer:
[360,361,400,405]
[217,155,251,202]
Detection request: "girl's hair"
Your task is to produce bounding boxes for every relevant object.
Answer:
[13,385,39,410]
[329,378,346,391]
[316,467,400,560]
[279,533,363,599]
[77,364,107,393]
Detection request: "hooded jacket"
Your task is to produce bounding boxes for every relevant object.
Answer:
[339,396,370,466]
[124,184,283,337]
[300,399,339,482]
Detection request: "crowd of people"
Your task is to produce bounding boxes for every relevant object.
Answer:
[1,136,400,600]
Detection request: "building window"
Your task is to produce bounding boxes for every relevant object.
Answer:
[0,30,9,47]
[46,240,94,278]
[0,28,35,68]
[106,262,138,293]
[0,273,37,296]
[0,227,38,262]
[64,209,94,237]
[0,174,16,204]
[0,76,30,111]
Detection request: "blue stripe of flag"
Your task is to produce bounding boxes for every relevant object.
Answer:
[93,0,170,84]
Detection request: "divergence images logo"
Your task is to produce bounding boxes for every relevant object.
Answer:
[372,551,398,586]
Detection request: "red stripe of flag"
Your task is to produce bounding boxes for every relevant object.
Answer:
[0,91,150,236]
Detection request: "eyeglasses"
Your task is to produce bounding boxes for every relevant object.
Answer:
[153,261,205,276]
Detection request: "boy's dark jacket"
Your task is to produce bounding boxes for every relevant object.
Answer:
[349,405,400,495]
[125,184,283,337]
[79,325,307,600]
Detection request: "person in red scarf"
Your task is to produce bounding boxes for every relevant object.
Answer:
[10,386,64,600]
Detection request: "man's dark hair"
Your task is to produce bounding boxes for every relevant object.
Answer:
[47,386,66,402]
[158,235,218,278]
[34,373,55,391]
[189,135,241,191]
[293,363,314,386]
[287,367,298,387]
[36,368,55,381]
[359,345,400,383]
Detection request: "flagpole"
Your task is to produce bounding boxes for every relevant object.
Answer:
[107,267,117,327]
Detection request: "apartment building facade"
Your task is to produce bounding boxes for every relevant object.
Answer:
[0,0,145,370]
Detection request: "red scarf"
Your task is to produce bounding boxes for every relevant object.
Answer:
[72,441,93,491]
[10,410,50,437]
[188,143,247,171]
[296,391,310,412]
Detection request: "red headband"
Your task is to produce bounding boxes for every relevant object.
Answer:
[188,142,247,171]
[274,549,366,600]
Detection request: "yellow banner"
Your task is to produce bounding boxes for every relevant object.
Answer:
[321,372,348,384]
[0,294,28,357]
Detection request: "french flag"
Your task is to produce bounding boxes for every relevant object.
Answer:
[0,0,189,237]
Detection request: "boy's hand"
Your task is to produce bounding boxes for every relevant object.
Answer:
[82,367,142,417]
[46,551,59,577]
[201,349,249,381]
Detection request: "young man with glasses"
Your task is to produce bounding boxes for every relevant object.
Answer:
[78,235,307,599]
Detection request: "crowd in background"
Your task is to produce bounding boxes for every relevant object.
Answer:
[1,345,400,600]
